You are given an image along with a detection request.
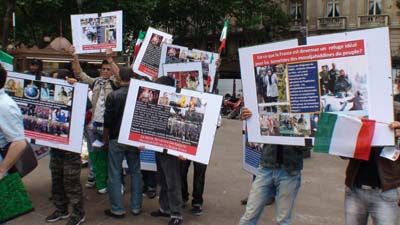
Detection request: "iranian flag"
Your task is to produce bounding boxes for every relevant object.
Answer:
[218,20,229,54]
[314,113,376,161]
[133,31,146,58]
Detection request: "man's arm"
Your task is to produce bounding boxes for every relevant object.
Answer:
[0,140,26,180]
[68,46,95,86]
[105,48,121,85]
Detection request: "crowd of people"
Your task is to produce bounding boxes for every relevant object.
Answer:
[0,43,399,225]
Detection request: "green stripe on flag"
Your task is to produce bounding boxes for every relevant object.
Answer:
[313,113,337,153]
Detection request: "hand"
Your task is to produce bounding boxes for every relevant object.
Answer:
[240,107,252,120]
[68,45,76,56]
[215,58,221,69]
[177,155,186,161]
[66,76,77,85]
[105,48,113,62]
[389,121,400,129]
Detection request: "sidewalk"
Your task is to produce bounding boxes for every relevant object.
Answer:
[9,119,348,225]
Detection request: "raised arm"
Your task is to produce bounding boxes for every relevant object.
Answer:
[105,48,121,84]
[68,46,95,86]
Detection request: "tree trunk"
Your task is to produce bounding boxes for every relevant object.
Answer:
[1,0,16,49]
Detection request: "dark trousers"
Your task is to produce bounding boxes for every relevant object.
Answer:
[50,149,84,217]
[180,160,207,206]
[156,152,183,219]
[142,170,157,191]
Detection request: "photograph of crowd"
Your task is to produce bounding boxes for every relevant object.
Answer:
[19,103,70,138]
[137,87,160,105]
[166,71,200,90]
[279,113,311,137]
[166,95,205,145]
[318,58,368,114]
[79,15,117,45]
[4,77,24,97]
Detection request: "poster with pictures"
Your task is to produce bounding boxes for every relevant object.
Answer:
[242,122,261,175]
[4,72,88,153]
[239,27,394,146]
[118,80,222,164]
[162,62,204,92]
[71,10,123,54]
[132,27,173,80]
[158,44,219,92]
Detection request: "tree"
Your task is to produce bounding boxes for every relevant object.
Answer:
[1,0,16,49]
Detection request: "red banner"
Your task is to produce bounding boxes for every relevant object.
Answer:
[82,43,116,50]
[25,130,69,144]
[138,64,158,77]
[129,132,197,156]
[253,40,365,67]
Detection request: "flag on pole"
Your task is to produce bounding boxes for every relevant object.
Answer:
[133,31,146,58]
[313,113,376,160]
[218,20,229,54]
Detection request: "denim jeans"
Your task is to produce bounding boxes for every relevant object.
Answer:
[180,160,207,206]
[156,152,183,219]
[83,125,94,179]
[239,167,301,225]
[345,187,399,225]
[87,122,103,181]
[107,140,142,214]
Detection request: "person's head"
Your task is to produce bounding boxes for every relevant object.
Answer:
[259,67,266,75]
[119,67,134,83]
[167,48,176,57]
[322,65,328,72]
[0,64,7,89]
[267,67,273,76]
[156,76,175,87]
[29,59,42,73]
[339,69,346,77]
[331,63,336,69]
[100,60,112,79]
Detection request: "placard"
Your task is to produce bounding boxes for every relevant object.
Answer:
[239,27,394,146]
[242,122,261,175]
[132,27,173,80]
[4,72,88,153]
[162,62,204,92]
[71,10,123,54]
[118,80,222,164]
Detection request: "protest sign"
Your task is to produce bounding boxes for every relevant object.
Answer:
[118,80,222,164]
[162,62,204,92]
[5,72,88,153]
[158,44,219,92]
[239,27,394,146]
[71,10,123,54]
[242,122,261,175]
[132,27,173,80]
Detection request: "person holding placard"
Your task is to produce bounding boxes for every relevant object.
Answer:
[238,107,309,225]
[68,46,120,194]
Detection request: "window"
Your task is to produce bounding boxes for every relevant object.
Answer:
[289,0,302,21]
[368,0,382,15]
[327,0,340,17]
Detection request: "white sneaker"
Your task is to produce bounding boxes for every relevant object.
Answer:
[97,188,108,194]
[121,185,125,195]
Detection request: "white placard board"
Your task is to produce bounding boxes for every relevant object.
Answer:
[162,62,204,92]
[132,27,173,80]
[242,122,261,175]
[71,10,123,54]
[118,80,222,164]
[5,72,88,153]
[239,27,394,146]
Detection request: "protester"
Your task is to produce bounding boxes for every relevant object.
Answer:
[238,107,309,225]
[68,46,120,194]
[46,69,85,225]
[344,121,400,225]
[150,76,184,225]
[26,58,46,80]
[103,67,143,218]
[0,64,27,181]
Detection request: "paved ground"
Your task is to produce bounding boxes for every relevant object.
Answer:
[9,118,349,225]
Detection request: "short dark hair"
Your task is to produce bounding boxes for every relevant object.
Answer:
[101,60,110,66]
[156,76,175,87]
[119,67,133,82]
[0,64,7,89]
[52,69,72,80]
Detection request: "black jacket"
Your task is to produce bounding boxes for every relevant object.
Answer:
[104,85,129,140]
[260,144,309,172]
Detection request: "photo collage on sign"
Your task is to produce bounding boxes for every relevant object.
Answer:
[166,71,200,91]
[79,15,117,45]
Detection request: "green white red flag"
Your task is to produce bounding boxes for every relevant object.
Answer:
[218,20,229,54]
[313,113,376,161]
[133,31,146,58]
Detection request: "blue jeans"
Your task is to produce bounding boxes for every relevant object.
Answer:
[107,140,142,214]
[239,167,301,225]
[345,187,399,225]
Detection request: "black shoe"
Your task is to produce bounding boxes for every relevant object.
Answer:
[150,209,170,218]
[168,218,182,225]
[240,197,248,205]
[46,210,70,222]
[191,205,203,216]
[104,209,124,219]
[66,215,85,225]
